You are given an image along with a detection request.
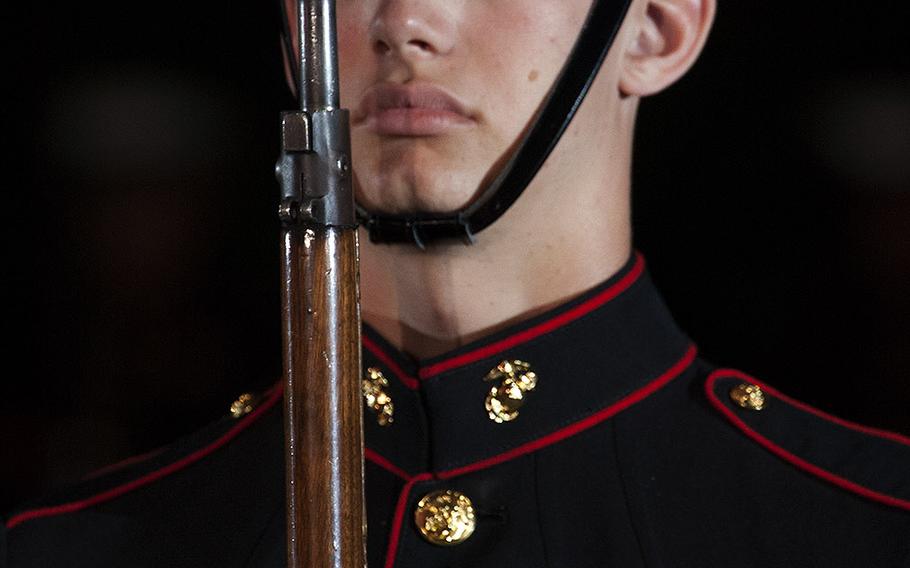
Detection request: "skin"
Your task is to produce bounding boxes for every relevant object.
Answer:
[285,0,715,358]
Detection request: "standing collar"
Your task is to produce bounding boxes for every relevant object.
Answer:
[361,253,697,479]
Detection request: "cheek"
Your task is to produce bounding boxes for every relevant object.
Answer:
[336,10,374,107]
[464,5,583,131]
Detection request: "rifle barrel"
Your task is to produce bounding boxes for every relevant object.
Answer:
[298,0,340,111]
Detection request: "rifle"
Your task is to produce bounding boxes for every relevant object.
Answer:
[275,1,366,567]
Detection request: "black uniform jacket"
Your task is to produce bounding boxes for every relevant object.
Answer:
[3,254,909,567]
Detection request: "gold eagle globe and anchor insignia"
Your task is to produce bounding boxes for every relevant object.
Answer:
[229,392,258,419]
[483,359,539,423]
[729,382,767,411]
[362,367,395,426]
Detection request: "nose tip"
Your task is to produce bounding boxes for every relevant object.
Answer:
[370,3,456,59]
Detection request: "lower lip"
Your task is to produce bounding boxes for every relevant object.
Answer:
[367,108,475,136]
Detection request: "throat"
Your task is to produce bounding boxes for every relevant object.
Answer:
[357,206,631,361]
[362,265,501,359]
[363,313,470,360]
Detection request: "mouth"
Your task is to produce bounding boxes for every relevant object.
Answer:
[353,83,477,136]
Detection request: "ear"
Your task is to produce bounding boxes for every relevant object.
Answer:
[619,0,716,97]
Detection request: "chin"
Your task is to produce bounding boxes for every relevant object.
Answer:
[354,163,482,215]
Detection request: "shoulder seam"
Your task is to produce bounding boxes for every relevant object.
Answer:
[705,368,910,512]
[5,385,283,531]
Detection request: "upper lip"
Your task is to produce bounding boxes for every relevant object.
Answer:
[353,83,474,124]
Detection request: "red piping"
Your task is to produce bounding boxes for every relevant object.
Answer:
[744,372,910,446]
[705,370,910,512]
[5,385,285,530]
[383,474,432,568]
[419,253,646,380]
[438,344,696,479]
[81,446,167,481]
[363,335,420,390]
[6,382,414,531]
[365,447,411,481]
[378,345,696,568]
[367,344,696,484]
[362,254,645,386]
[11,330,691,567]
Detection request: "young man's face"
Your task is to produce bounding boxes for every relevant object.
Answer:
[288,0,600,215]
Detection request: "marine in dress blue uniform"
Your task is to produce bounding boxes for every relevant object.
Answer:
[4,253,909,567]
[5,0,910,565]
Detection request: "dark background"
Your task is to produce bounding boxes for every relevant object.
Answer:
[3,3,908,513]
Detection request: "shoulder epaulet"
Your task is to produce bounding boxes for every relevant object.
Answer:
[705,369,910,512]
[4,383,283,532]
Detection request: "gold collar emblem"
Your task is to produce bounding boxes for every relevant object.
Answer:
[484,360,538,423]
[362,367,394,426]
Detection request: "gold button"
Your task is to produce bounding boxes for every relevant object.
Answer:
[484,359,538,423]
[362,367,394,426]
[729,383,767,411]
[414,490,476,546]
[230,393,255,418]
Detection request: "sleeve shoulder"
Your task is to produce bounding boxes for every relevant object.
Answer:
[704,368,910,513]
[2,383,284,567]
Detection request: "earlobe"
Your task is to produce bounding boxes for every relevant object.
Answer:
[619,0,716,97]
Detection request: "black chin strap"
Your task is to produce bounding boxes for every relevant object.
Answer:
[279,0,634,248]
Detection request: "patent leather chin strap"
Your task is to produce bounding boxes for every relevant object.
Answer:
[280,0,634,248]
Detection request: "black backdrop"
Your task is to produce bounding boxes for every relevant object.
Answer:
[3,2,909,512]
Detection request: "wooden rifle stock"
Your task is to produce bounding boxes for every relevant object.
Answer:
[278,1,367,566]
[281,226,365,568]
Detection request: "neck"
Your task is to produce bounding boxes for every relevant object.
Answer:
[360,93,636,359]
[359,176,632,361]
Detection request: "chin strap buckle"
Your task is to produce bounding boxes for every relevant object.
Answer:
[361,212,476,250]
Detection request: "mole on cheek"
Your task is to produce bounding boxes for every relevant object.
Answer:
[528,70,539,82]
